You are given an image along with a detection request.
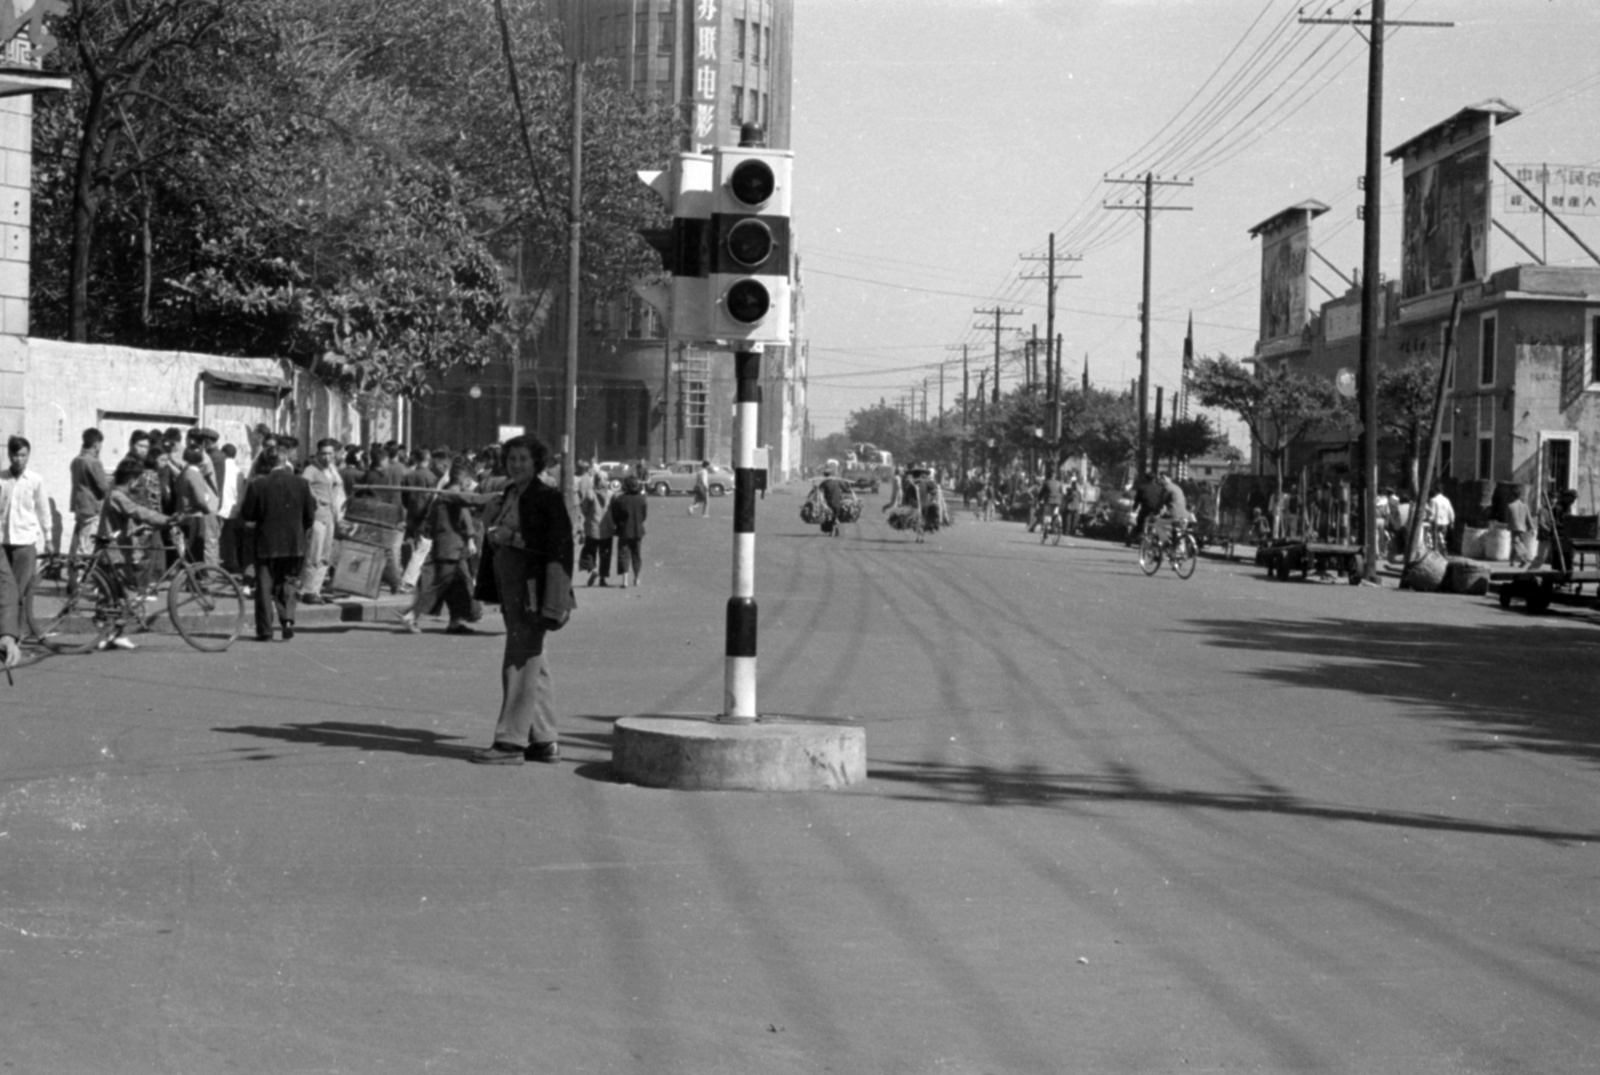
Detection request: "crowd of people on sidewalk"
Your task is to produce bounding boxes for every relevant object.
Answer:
[0,424,680,767]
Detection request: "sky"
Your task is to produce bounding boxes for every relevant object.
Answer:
[788,0,1600,442]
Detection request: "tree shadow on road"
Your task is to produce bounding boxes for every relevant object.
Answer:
[213,720,471,760]
[1171,614,1600,767]
[869,758,1600,845]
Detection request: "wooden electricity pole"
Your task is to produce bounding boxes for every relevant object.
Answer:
[1105,174,1192,478]
[1301,0,1451,580]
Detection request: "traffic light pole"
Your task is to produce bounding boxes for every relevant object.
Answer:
[723,346,762,722]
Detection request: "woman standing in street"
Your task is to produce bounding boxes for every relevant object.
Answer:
[470,435,574,765]
[609,475,649,588]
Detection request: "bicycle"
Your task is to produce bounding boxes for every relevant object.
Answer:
[24,523,246,653]
[1138,517,1198,580]
[1039,505,1063,546]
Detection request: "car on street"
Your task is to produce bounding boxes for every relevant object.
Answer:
[595,461,633,491]
[646,461,732,497]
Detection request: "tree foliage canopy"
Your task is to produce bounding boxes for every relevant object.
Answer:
[32,0,680,397]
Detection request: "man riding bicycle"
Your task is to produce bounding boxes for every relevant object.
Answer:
[1035,472,1065,536]
[1156,471,1190,530]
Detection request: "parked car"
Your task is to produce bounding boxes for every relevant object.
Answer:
[646,461,733,497]
[595,461,631,491]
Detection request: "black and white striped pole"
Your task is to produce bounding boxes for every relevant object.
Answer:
[724,346,762,721]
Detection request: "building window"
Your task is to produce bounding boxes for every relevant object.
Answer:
[1440,322,1453,389]
[751,21,761,63]
[750,89,760,127]
[731,84,743,124]
[1439,437,1453,481]
[734,19,745,59]
[1589,311,1600,386]
[1479,313,1497,387]
[658,13,673,53]
[764,27,771,66]
[1477,400,1494,480]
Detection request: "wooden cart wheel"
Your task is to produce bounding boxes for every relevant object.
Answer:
[1273,553,1291,581]
[1347,554,1365,585]
[1527,579,1553,614]
[1498,585,1513,609]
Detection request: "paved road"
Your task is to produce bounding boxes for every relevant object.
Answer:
[3,485,1598,1074]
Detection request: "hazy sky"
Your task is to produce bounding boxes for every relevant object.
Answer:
[789,0,1600,438]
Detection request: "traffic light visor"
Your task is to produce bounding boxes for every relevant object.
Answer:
[729,159,776,207]
[724,279,772,324]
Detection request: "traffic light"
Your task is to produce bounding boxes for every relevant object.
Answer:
[635,152,713,341]
[709,144,792,344]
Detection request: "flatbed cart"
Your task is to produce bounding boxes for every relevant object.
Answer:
[1255,537,1366,585]
[1489,568,1600,612]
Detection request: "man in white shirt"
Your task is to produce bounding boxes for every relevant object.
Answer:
[1424,486,1455,554]
[1,435,50,669]
[298,438,348,603]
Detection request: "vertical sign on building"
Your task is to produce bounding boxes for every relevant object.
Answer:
[693,1,719,153]
[1249,201,1327,346]
[1393,104,1518,302]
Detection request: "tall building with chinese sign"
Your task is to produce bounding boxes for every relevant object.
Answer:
[409,1,804,479]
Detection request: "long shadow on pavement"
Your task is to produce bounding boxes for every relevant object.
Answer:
[869,759,1600,845]
[1172,615,1600,767]
[214,720,472,760]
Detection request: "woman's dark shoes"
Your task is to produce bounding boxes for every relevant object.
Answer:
[524,741,560,764]
[469,743,526,765]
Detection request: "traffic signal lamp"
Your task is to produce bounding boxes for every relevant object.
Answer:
[710,145,792,344]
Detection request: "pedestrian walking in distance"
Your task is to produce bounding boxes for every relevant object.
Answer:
[471,434,574,765]
[239,435,317,642]
[689,460,711,517]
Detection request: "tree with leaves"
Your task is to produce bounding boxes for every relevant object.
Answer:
[1153,414,1220,470]
[1377,353,1439,499]
[32,0,679,399]
[1189,354,1350,536]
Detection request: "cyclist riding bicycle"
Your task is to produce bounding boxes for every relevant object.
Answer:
[1156,472,1190,533]
[1035,473,1065,533]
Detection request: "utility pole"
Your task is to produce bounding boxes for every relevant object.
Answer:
[1105,173,1192,478]
[1153,386,1164,475]
[1301,2,1451,581]
[938,364,945,430]
[973,307,1022,404]
[947,343,969,480]
[1021,234,1082,457]
[562,58,583,505]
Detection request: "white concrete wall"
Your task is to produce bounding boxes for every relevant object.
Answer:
[24,338,291,529]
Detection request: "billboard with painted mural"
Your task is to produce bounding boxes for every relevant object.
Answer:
[1401,132,1491,301]
[1258,219,1310,343]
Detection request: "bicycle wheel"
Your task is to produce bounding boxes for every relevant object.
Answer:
[167,563,245,651]
[1172,533,1198,579]
[26,564,118,652]
[1138,532,1162,575]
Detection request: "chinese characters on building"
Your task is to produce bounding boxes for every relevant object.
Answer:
[1503,164,1600,216]
[693,1,719,151]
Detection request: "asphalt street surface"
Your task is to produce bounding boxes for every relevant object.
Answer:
[3,484,1598,1074]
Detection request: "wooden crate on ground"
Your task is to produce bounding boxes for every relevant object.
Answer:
[328,539,386,598]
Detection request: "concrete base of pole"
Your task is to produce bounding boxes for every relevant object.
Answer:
[612,714,867,792]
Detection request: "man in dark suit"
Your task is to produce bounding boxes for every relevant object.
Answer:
[239,435,317,641]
